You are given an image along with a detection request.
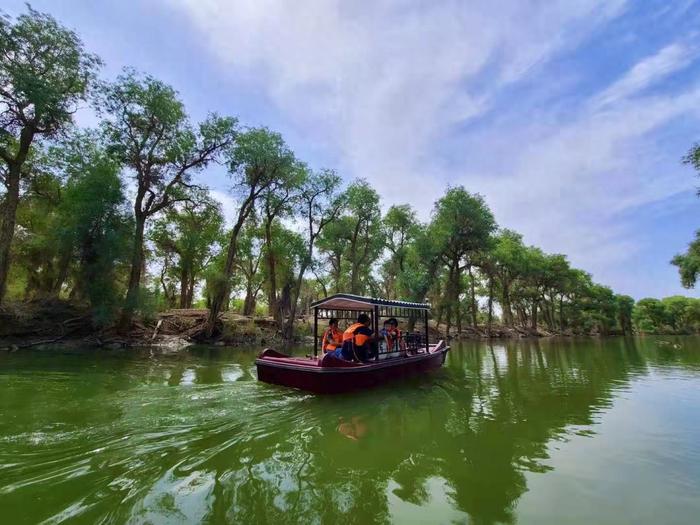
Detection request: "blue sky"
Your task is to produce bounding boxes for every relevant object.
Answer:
[5,0,700,299]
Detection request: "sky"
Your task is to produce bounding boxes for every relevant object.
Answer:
[4,0,700,299]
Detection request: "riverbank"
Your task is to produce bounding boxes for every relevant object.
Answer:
[0,299,693,352]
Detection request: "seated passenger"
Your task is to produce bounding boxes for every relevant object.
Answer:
[379,320,391,354]
[340,313,376,362]
[322,318,343,353]
[381,318,404,354]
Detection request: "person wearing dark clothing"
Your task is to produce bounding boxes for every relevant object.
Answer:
[340,313,376,362]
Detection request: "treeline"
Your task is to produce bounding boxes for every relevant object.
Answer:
[1,7,697,339]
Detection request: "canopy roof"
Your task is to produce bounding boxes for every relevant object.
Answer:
[310,293,430,312]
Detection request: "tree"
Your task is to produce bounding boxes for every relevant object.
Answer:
[615,295,635,335]
[633,298,669,333]
[151,188,224,309]
[283,169,344,339]
[234,221,265,316]
[96,69,237,327]
[11,168,63,298]
[672,231,700,288]
[489,230,527,327]
[429,187,496,332]
[382,204,419,299]
[672,144,700,288]
[261,222,306,332]
[205,128,298,336]
[53,137,132,324]
[343,180,384,295]
[317,216,353,293]
[258,158,305,320]
[0,6,101,302]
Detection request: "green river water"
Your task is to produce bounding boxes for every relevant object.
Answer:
[1,337,699,524]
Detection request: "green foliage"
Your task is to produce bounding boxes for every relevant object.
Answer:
[96,69,237,325]
[317,179,384,295]
[672,230,700,288]
[0,6,101,138]
[3,6,694,340]
[382,204,420,298]
[632,296,700,334]
[616,295,635,334]
[227,127,295,196]
[53,135,132,326]
[673,143,700,288]
[0,5,102,303]
[151,187,224,308]
[430,187,496,261]
[11,170,63,297]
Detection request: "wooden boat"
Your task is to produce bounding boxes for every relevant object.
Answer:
[256,293,449,394]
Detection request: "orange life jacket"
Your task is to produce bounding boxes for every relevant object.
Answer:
[384,327,401,350]
[343,323,371,347]
[322,326,343,352]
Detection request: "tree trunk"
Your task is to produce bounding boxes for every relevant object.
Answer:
[52,249,73,297]
[349,223,361,294]
[487,276,494,336]
[350,260,361,295]
[559,295,565,331]
[333,256,342,293]
[501,279,513,327]
[467,265,478,329]
[456,301,463,335]
[264,220,278,316]
[179,266,189,309]
[187,273,195,308]
[0,165,21,303]
[206,194,256,337]
[243,284,257,316]
[521,306,528,327]
[120,212,146,329]
[283,258,309,341]
[0,127,34,304]
[530,301,538,332]
[444,263,455,338]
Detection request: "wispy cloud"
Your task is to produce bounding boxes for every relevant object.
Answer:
[169,0,700,297]
[593,42,698,108]
[172,0,629,205]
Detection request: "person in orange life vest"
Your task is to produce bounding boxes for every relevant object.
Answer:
[380,317,403,353]
[339,313,376,362]
[322,318,343,353]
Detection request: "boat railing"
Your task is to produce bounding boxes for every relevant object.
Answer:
[377,332,430,360]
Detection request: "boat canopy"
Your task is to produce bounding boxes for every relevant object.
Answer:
[310,293,431,356]
[310,293,429,313]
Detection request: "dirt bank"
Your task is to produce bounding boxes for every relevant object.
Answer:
[1,300,587,352]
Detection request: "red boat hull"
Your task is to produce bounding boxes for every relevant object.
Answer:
[255,341,449,394]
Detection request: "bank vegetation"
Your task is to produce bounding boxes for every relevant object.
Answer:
[1,7,698,346]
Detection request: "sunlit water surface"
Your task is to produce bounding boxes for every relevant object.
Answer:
[1,337,699,524]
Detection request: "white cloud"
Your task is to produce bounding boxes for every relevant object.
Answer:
[593,42,698,108]
[171,0,628,209]
[170,0,700,297]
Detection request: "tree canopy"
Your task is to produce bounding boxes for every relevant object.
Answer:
[0,5,696,340]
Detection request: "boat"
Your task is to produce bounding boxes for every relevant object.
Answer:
[255,293,449,394]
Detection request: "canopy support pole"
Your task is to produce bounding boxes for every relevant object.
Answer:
[424,309,429,354]
[313,308,318,357]
[373,304,380,361]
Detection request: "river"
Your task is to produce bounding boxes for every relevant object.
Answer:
[1,337,699,524]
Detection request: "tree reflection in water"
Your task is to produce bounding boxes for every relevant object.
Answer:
[2,337,698,524]
[180,338,655,524]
